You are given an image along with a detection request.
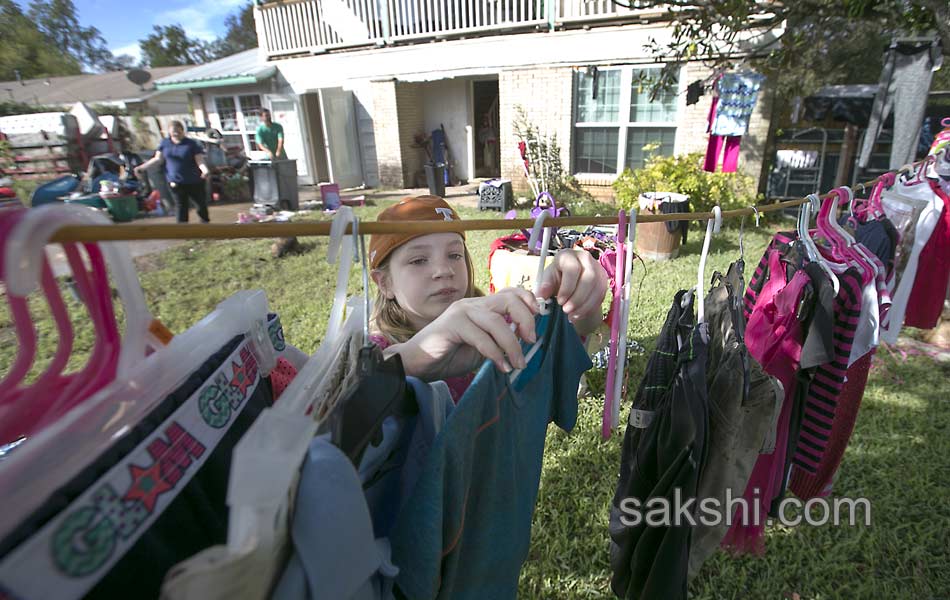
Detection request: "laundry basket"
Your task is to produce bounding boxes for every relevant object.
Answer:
[636,192,690,261]
[103,194,138,222]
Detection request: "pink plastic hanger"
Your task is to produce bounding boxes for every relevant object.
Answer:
[0,237,120,445]
[34,242,120,431]
[603,209,627,439]
[864,172,896,220]
[819,188,876,286]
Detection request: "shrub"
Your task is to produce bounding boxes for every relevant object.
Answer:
[513,106,592,210]
[613,152,758,214]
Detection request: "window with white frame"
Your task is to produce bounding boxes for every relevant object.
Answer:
[213,94,263,153]
[573,66,680,175]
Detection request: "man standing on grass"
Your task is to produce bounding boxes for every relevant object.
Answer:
[255,108,287,160]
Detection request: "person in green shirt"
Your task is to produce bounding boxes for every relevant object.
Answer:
[255,108,287,160]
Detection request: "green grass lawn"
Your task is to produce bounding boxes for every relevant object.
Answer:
[1,202,948,599]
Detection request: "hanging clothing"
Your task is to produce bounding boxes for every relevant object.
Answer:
[688,262,784,578]
[704,134,741,173]
[273,378,455,600]
[0,316,288,600]
[722,249,812,554]
[881,182,944,343]
[858,40,942,170]
[609,290,708,600]
[710,72,766,138]
[904,180,950,329]
[272,436,399,600]
[788,351,874,500]
[389,305,591,600]
[686,80,704,106]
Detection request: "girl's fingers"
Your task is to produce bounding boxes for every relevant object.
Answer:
[468,309,527,370]
[454,316,512,372]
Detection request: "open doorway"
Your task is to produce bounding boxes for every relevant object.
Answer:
[473,79,500,178]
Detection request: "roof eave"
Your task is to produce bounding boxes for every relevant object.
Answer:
[155,67,276,91]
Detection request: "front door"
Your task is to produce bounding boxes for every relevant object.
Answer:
[318,87,364,189]
[269,98,311,183]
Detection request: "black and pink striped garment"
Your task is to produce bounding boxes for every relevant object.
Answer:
[742,232,864,476]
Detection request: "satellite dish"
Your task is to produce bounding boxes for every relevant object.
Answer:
[126,68,152,90]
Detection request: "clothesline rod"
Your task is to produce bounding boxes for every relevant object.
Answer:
[47,173,899,243]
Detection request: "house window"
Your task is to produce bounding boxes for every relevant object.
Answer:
[213,94,263,153]
[573,66,680,175]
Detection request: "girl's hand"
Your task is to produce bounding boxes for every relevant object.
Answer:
[387,287,539,380]
[535,248,609,336]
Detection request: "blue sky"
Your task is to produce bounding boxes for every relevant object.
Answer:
[22,0,250,63]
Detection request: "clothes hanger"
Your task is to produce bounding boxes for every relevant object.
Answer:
[611,208,637,431]
[0,211,119,446]
[819,187,876,285]
[800,195,840,294]
[279,207,359,418]
[603,209,626,438]
[696,206,722,325]
[1,206,129,440]
[510,208,556,385]
[0,288,276,540]
[6,204,161,378]
[223,211,365,560]
[332,222,414,466]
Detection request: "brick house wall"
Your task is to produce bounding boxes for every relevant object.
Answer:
[677,63,773,182]
[372,79,404,188]
[371,79,427,188]
[499,67,574,198]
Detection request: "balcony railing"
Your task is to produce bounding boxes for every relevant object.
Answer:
[256,0,659,58]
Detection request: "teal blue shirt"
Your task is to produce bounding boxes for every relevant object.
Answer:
[390,306,592,599]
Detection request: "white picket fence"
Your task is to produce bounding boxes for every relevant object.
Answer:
[257,0,657,57]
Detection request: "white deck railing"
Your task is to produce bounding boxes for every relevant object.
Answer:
[257,0,661,57]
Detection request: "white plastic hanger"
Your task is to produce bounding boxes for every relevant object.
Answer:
[0,288,275,540]
[223,212,369,566]
[738,205,760,260]
[5,204,154,378]
[800,195,840,294]
[696,206,722,325]
[510,208,555,384]
[278,208,359,417]
[611,208,637,429]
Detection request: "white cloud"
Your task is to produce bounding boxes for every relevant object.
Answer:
[111,43,143,65]
[154,0,248,43]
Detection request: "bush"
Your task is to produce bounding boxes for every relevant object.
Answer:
[513,106,592,210]
[613,152,758,214]
[221,174,250,202]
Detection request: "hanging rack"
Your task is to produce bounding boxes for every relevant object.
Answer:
[42,170,919,243]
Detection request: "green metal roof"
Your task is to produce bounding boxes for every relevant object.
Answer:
[154,49,276,91]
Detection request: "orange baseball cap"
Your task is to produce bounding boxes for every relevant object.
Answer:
[368,195,464,269]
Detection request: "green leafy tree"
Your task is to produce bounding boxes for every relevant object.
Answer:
[139,24,207,67]
[27,0,118,71]
[629,0,947,97]
[0,0,81,80]
[214,3,257,57]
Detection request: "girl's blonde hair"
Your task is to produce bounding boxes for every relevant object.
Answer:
[371,246,483,344]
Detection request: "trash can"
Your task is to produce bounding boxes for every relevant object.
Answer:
[636,192,690,261]
[249,159,299,210]
[424,162,446,198]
